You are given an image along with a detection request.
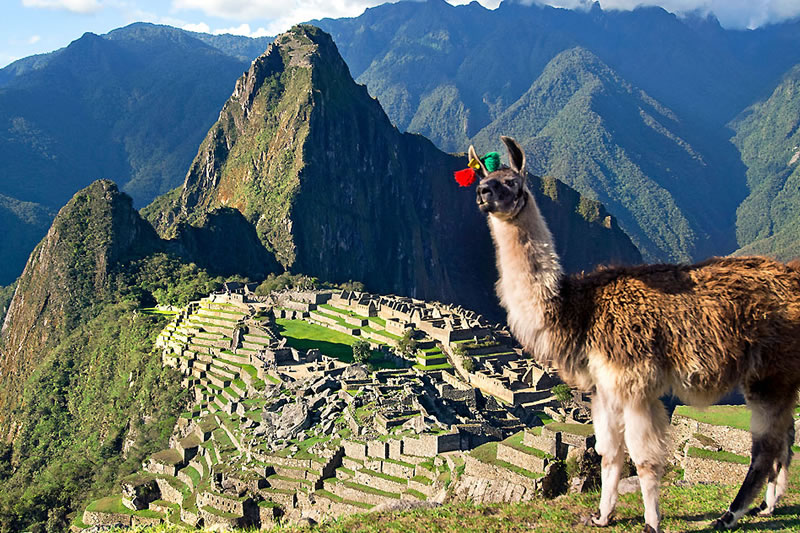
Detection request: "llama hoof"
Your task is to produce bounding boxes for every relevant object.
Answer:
[747,501,768,516]
[582,512,611,527]
[642,525,659,533]
[711,511,736,530]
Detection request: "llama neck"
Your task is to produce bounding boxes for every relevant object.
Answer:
[489,192,564,363]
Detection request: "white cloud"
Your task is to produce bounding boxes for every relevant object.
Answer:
[526,0,800,28]
[22,0,102,14]
[167,0,800,32]
[212,23,272,36]
[182,21,211,32]
[27,35,42,45]
[170,0,404,34]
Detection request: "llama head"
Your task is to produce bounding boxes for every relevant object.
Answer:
[475,136,529,220]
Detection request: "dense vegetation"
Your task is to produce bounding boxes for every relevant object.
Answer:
[0,302,186,532]
[731,65,800,260]
[0,281,15,325]
[0,251,243,532]
[0,181,247,532]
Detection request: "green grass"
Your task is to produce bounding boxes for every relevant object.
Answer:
[368,316,386,327]
[546,422,594,436]
[338,479,401,499]
[405,488,427,500]
[275,435,328,462]
[276,317,397,368]
[315,489,374,509]
[361,468,407,485]
[503,431,551,459]
[180,465,201,487]
[86,495,131,514]
[469,440,544,480]
[674,405,751,431]
[319,303,370,320]
[412,362,452,371]
[276,318,357,362]
[687,447,750,465]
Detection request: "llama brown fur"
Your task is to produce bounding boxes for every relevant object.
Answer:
[474,136,800,532]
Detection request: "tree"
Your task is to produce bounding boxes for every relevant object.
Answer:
[352,339,371,364]
[396,329,418,358]
[553,383,573,407]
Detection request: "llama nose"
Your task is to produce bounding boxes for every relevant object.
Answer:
[477,183,495,202]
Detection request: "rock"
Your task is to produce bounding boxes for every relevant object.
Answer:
[618,476,640,495]
[342,364,369,380]
[265,397,287,413]
[541,460,568,498]
[569,447,601,493]
[275,401,310,440]
[310,376,339,395]
[297,516,317,527]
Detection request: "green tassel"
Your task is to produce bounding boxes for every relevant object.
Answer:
[482,152,501,173]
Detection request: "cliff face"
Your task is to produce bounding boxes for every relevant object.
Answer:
[0,180,161,433]
[147,25,641,317]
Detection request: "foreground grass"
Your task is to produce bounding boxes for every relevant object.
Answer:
[101,460,800,532]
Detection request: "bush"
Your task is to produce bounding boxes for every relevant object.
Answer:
[462,357,476,373]
[352,339,371,364]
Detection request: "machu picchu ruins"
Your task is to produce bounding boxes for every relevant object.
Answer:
[74,285,799,530]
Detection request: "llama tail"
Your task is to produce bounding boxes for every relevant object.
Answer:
[787,259,800,272]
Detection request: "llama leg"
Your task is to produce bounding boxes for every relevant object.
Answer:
[759,420,794,515]
[623,399,668,533]
[713,398,793,528]
[590,388,624,526]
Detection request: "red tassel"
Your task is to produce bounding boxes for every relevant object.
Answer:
[454,168,477,187]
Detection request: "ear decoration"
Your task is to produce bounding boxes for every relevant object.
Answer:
[454,148,503,187]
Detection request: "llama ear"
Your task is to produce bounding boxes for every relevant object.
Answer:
[501,136,526,175]
[468,145,489,178]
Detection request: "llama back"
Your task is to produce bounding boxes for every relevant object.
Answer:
[554,256,800,402]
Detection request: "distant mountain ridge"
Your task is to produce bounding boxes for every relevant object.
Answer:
[313,0,800,262]
[0,23,273,284]
[472,46,740,262]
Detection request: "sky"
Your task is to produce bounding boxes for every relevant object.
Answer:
[2,0,800,69]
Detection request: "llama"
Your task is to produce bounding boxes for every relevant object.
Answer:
[473,136,800,532]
